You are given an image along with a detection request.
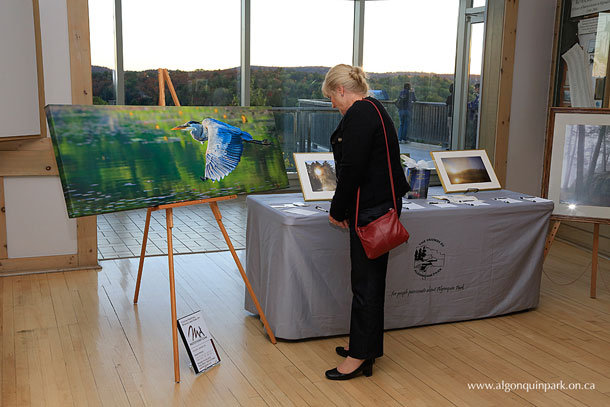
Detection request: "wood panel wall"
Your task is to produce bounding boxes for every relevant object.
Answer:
[480,0,519,186]
[0,0,98,275]
[479,0,504,162]
[493,0,519,185]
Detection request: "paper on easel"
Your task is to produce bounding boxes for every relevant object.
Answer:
[177,310,220,374]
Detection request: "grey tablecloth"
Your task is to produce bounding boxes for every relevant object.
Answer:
[245,188,553,340]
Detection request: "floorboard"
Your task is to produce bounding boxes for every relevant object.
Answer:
[1,240,609,406]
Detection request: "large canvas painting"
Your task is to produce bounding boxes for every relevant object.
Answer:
[46,105,288,217]
[545,108,610,220]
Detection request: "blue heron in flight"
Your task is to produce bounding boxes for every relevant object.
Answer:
[172,118,270,182]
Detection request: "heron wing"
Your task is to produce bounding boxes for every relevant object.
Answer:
[204,123,245,181]
[207,118,253,141]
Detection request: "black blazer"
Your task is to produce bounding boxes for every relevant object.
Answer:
[329,97,410,223]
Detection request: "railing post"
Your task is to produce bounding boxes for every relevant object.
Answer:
[292,110,298,153]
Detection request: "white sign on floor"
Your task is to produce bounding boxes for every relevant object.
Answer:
[177,310,220,374]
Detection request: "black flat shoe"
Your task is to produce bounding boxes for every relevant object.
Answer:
[325,359,373,380]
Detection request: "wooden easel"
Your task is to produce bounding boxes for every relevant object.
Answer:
[157,68,180,107]
[132,69,276,383]
[544,215,607,298]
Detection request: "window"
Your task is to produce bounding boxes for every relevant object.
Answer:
[465,22,484,149]
[453,0,485,150]
[89,0,489,169]
[91,0,241,106]
[250,0,353,169]
[89,0,116,104]
[363,0,460,162]
[250,0,353,107]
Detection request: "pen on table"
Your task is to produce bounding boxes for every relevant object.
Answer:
[315,205,328,212]
[519,196,535,200]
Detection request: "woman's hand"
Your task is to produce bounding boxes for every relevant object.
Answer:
[329,214,349,229]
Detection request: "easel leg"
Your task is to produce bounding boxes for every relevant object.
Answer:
[166,208,180,382]
[544,220,561,260]
[133,208,152,303]
[158,68,166,106]
[591,223,599,299]
[209,202,277,344]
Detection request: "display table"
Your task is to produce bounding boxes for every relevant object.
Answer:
[245,188,553,340]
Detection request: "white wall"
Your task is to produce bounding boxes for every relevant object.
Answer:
[0,0,40,137]
[505,0,557,195]
[39,0,72,106]
[4,177,77,258]
[2,0,78,259]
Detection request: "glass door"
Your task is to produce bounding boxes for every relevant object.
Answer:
[452,0,486,150]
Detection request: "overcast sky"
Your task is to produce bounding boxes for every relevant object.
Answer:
[89,0,483,75]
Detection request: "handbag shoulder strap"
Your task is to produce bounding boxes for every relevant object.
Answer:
[355,98,398,224]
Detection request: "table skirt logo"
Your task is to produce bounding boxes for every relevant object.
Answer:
[414,238,445,278]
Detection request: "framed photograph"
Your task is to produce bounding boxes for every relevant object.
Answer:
[293,152,337,201]
[543,108,610,222]
[430,149,501,193]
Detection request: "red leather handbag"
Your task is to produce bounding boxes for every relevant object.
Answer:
[355,99,409,259]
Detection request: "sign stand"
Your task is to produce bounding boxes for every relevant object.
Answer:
[177,310,221,374]
[132,70,276,384]
[544,216,606,298]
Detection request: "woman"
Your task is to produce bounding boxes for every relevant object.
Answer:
[322,64,410,380]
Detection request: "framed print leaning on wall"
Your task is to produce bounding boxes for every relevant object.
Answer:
[544,108,610,221]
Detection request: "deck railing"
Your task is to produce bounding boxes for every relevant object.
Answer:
[274,100,450,171]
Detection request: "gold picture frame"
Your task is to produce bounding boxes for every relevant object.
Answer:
[430,149,501,193]
[293,152,337,201]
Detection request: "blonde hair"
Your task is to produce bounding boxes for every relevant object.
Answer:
[322,64,369,97]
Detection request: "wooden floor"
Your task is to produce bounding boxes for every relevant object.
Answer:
[1,240,610,406]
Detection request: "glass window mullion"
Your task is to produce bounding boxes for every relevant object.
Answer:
[241,0,250,107]
[114,0,125,104]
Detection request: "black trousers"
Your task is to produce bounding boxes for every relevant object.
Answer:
[347,200,402,360]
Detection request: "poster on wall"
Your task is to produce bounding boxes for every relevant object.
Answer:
[46,105,288,217]
[571,0,610,18]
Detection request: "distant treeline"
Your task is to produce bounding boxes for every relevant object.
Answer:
[92,66,479,107]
